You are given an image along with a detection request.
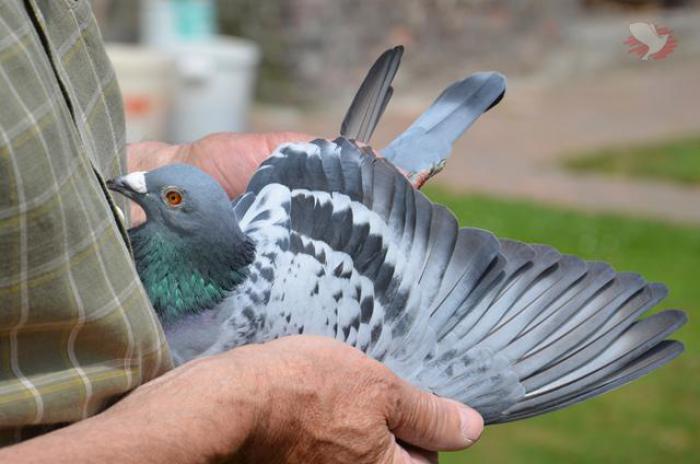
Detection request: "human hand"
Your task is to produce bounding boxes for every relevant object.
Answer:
[1,337,481,464]
[231,336,482,463]
[126,132,312,224]
[106,336,480,463]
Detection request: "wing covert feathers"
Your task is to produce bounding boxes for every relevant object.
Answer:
[244,138,686,424]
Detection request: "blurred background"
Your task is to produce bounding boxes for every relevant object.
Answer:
[93,1,698,462]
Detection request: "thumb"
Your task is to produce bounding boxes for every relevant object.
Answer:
[387,380,483,452]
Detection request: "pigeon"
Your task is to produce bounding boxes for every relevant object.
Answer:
[108,49,686,425]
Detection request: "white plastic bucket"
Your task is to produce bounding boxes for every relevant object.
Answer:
[106,44,174,142]
[166,37,260,143]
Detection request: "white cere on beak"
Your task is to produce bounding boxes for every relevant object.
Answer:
[122,171,148,194]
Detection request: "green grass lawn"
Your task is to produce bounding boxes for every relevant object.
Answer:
[421,188,700,464]
[563,135,700,185]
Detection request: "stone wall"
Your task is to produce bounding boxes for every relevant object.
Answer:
[92,0,700,104]
[218,0,581,103]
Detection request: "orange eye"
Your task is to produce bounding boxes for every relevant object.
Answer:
[164,190,183,206]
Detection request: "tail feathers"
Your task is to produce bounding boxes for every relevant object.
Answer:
[381,71,506,180]
[340,46,403,143]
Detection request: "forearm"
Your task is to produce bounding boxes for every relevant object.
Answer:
[0,414,203,464]
[0,357,260,464]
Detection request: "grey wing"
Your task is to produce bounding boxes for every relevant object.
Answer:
[238,138,686,424]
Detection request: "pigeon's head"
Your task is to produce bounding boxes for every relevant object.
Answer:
[107,163,236,238]
[107,164,255,321]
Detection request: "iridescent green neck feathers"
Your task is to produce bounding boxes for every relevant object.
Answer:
[129,223,255,324]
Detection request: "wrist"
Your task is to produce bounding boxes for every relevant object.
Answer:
[96,352,265,464]
[214,344,296,463]
[177,352,265,462]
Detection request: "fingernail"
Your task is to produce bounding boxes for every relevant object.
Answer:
[459,407,484,445]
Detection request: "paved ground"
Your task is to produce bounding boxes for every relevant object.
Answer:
[251,57,700,225]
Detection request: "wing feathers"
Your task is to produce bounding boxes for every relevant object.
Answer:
[382,71,506,176]
[497,340,684,422]
[240,138,685,425]
[340,46,403,143]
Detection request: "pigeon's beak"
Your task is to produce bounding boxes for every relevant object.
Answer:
[106,171,148,202]
[106,177,136,199]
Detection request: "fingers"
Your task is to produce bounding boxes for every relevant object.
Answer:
[129,203,145,227]
[185,132,314,198]
[404,444,439,464]
[258,131,316,154]
[383,442,439,464]
[388,379,483,452]
[125,132,315,201]
[126,141,182,172]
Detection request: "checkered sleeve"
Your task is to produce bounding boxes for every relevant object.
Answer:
[0,1,172,444]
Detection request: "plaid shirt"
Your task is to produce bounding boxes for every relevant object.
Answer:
[0,0,172,444]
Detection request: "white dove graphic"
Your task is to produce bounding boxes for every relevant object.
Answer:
[628,22,669,60]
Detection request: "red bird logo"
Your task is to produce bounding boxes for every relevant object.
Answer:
[625,23,677,61]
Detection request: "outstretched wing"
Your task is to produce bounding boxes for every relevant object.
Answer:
[232,138,685,424]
